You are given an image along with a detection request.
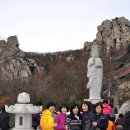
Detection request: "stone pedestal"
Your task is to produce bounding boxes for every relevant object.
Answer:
[84,98,103,104]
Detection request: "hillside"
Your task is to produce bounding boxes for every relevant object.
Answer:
[0,17,130,108]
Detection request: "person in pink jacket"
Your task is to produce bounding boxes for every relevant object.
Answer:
[54,104,69,130]
[102,99,112,116]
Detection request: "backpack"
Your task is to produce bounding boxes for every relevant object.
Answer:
[85,120,90,130]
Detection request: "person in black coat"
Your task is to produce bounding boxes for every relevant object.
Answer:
[123,111,130,130]
[66,103,82,130]
[0,106,10,130]
[91,102,108,130]
[32,113,40,130]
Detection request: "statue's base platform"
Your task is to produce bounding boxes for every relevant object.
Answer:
[84,98,103,104]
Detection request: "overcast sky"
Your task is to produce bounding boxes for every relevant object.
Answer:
[0,0,130,53]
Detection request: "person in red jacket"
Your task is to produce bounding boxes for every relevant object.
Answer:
[102,99,112,116]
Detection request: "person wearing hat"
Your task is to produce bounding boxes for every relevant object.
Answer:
[40,102,57,130]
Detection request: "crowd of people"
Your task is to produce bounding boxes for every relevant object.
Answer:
[38,100,130,130]
[0,99,130,130]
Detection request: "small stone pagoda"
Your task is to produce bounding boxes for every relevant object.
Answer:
[5,92,42,130]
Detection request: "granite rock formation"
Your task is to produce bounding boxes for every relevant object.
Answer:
[0,36,34,79]
[84,17,130,55]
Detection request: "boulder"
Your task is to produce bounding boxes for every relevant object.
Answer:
[0,35,24,58]
[0,36,31,79]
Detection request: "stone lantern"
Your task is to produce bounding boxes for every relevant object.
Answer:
[5,92,42,130]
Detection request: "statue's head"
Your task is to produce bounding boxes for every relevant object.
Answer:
[91,41,100,58]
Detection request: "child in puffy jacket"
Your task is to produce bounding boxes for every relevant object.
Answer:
[102,99,112,116]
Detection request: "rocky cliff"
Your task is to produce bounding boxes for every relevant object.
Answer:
[97,17,130,53]
[0,36,37,80]
[84,17,130,55]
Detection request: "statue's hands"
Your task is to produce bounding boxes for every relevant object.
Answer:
[90,59,96,66]
[86,83,90,89]
[95,65,99,68]
[92,59,96,63]
[95,65,101,68]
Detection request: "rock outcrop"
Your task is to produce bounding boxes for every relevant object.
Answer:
[0,36,32,79]
[97,17,130,54]
[66,54,74,62]
[84,17,130,55]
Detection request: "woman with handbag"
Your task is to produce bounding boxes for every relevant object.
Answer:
[81,101,93,130]
[66,103,82,130]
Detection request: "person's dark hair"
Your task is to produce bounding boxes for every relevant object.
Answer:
[70,103,80,116]
[1,106,5,112]
[109,104,113,108]
[46,101,56,109]
[59,103,69,112]
[103,99,108,104]
[81,101,91,112]
[93,102,103,113]
[34,100,42,106]
[119,113,124,118]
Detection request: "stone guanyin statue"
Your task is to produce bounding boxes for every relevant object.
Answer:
[86,43,103,100]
